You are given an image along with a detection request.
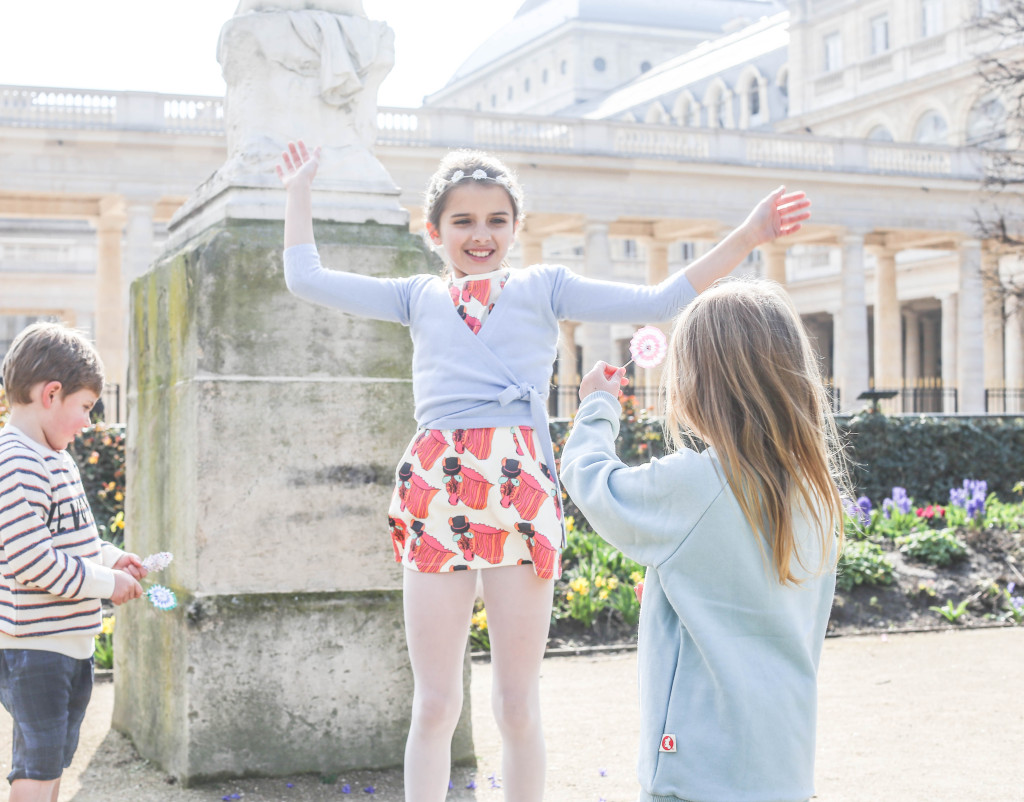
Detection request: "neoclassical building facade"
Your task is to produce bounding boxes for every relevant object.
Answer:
[0,0,1019,419]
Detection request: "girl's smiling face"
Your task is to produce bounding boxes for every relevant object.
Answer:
[428,182,517,278]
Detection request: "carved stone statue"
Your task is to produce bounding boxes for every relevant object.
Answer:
[216,1,396,191]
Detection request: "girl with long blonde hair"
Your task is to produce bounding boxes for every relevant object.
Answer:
[561,278,847,802]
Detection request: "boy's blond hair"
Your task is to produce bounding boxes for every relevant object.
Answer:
[1,322,104,405]
[662,278,848,585]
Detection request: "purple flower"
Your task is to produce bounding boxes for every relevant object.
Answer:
[466,779,477,789]
[286,783,293,789]
[891,487,910,514]
[363,787,375,794]
[599,768,608,777]
[342,784,351,794]
[950,487,968,508]
[1009,582,1016,594]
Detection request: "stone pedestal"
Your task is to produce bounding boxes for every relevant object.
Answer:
[113,219,474,783]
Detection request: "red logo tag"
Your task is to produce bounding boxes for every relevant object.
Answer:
[660,734,677,753]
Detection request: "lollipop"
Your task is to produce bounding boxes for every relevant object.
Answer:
[628,326,669,369]
[604,325,669,378]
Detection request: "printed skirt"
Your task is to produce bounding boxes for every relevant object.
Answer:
[387,426,563,580]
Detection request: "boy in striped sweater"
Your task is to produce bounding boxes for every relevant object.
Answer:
[0,322,145,802]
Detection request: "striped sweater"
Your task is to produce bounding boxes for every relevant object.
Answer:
[0,423,123,659]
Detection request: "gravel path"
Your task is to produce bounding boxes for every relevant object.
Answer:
[3,627,1020,801]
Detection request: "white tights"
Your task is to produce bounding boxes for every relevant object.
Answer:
[402,565,553,802]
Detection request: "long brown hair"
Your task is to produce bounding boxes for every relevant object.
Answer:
[662,278,848,585]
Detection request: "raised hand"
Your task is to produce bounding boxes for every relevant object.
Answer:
[744,186,811,245]
[276,140,321,189]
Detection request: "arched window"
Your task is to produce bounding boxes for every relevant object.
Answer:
[644,102,669,125]
[867,125,894,142]
[717,94,729,128]
[913,110,949,144]
[673,92,700,127]
[777,67,790,117]
[966,94,1007,147]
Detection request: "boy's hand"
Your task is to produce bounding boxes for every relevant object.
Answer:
[742,186,811,246]
[113,553,148,581]
[276,139,321,189]
[110,570,143,605]
[580,362,627,401]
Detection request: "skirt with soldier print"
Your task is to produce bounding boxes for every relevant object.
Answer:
[387,425,563,580]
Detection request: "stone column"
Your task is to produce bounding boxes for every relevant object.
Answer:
[836,234,870,412]
[644,239,672,399]
[903,309,920,385]
[760,243,787,284]
[869,246,901,393]
[982,248,1004,395]
[958,239,985,413]
[93,197,127,396]
[579,221,615,368]
[1007,294,1024,411]
[519,233,544,268]
[557,321,579,417]
[941,293,958,412]
[922,313,940,378]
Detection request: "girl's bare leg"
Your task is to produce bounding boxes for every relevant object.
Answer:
[481,565,554,801]
[403,568,478,802]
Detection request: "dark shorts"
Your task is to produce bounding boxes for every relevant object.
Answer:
[0,649,93,784]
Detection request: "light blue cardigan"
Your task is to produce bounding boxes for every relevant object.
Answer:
[283,243,697,521]
[561,392,835,802]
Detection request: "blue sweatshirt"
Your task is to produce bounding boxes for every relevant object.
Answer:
[561,392,835,802]
[283,243,697,522]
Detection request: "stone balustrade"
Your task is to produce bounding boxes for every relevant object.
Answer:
[0,84,987,179]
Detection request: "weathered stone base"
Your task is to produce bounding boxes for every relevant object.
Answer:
[117,218,474,784]
[112,590,476,784]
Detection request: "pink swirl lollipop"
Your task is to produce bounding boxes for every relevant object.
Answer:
[604,325,669,378]
[629,326,668,369]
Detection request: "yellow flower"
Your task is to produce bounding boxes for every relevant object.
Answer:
[100,616,115,635]
[630,570,644,585]
[565,516,575,533]
[471,609,487,631]
[598,588,609,601]
[594,576,606,589]
[87,452,100,465]
[569,577,589,594]
[114,492,124,502]
[606,576,620,591]
[113,512,125,531]
[566,590,575,601]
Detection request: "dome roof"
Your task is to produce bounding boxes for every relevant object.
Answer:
[445,0,784,86]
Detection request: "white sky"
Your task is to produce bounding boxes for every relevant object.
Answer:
[0,1,524,107]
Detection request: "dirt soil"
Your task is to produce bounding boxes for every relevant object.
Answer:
[828,525,1024,635]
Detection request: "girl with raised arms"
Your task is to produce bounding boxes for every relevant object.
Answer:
[276,139,810,801]
[561,278,848,802]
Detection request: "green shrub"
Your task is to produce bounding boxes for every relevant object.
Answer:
[69,425,126,547]
[837,540,895,591]
[839,412,1024,504]
[896,529,968,567]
